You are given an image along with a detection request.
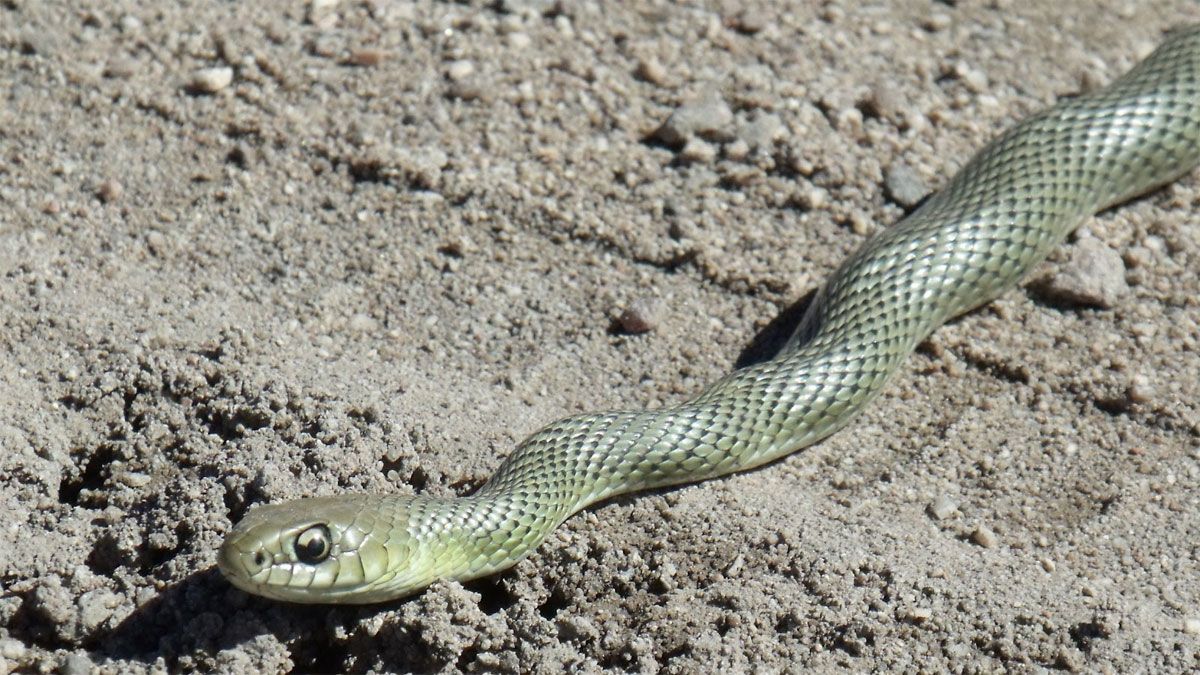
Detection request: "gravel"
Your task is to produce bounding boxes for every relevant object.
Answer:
[3,2,1198,673]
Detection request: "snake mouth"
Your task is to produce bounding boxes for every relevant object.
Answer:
[217,539,333,603]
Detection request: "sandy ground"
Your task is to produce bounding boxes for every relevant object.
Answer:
[2,1,1200,672]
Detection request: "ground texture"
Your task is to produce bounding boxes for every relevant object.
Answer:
[2,1,1199,672]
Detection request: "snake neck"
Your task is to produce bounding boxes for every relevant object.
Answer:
[469,333,920,542]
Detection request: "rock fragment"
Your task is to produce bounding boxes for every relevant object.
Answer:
[971,525,998,548]
[636,58,669,86]
[654,94,733,146]
[188,66,233,93]
[678,138,717,163]
[1037,237,1128,307]
[729,9,768,34]
[617,298,663,334]
[347,48,386,66]
[927,495,958,520]
[1125,374,1155,405]
[96,179,123,203]
[737,113,785,150]
[445,60,475,80]
[884,163,929,209]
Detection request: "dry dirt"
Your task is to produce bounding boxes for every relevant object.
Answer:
[2,1,1200,673]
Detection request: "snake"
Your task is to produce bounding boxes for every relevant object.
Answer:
[218,26,1200,603]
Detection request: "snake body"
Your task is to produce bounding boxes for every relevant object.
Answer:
[219,27,1200,603]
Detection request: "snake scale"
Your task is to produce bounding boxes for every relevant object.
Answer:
[219,27,1200,603]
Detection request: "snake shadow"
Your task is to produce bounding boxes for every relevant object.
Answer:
[98,566,413,671]
[732,288,819,369]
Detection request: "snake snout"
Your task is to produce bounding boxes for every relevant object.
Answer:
[217,531,270,587]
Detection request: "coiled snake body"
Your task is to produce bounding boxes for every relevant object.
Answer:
[220,27,1200,603]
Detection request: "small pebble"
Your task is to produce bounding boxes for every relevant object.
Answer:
[448,81,486,101]
[77,588,120,632]
[884,163,929,209]
[953,62,989,94]
[118,14,142,33]
[96,179,123,203]
[349,313,378,332]
[905,607,932,622]
[678,138,717,163]
[555,15,574,38]
[721,165,760,187]
[861,82,906,123]
[446,60,475,80]
[1183,617,1200,635]
[310,37,338,58]
[971,525,998,548]
[556,615,601,641]
[61,652,94,675]
[737,113,785,150]
[654,94,733,146]
[1129,322,1157,339]
[833,106,864,138]
[103,57,138,79]
[794,185,828,211]
[944,642,970,659]
[308,5,339,28]
[500,0,556,15]
[840,636,866,657]
[438,235,475,257]
[927,495,958,520]
[0,638,25,659]
[118,472,151,488]
[506,32,531,49]
[1079,67,1107,93]
[924,13,952,31]
[635,58,669,86]
[618,298,663,334]
[724,139,750,161]
[730,9,768,34]
[1038,237,1128,307]
[189,66,233,93]
[347,48,386,66]
[655,559,677,592]
[847,211,871,236]
[1054,648,1084,671]
[1125,374,1155,405]
[1040,557,1057,572]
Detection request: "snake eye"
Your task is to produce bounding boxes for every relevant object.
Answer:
[294,524,331,564]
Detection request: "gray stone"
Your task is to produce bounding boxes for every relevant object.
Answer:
[1039,237,1128,307]
[884,162,929,209]
[655,94,734,146]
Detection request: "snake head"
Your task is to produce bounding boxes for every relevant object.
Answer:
[218,494,445,603]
